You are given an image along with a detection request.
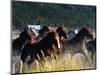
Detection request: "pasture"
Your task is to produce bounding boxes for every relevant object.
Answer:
[11,29,96,74]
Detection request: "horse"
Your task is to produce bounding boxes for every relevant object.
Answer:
[85,38,96,60]
[21,31,61,65]
[62,27,93,57]
[12,28,39,73]
[38,25,53,37]
[56,26,67,40]
[12,28,37,55]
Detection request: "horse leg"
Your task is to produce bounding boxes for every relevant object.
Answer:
[28,59,34,65]
[19,60,23,73]
[51,52,57,61]
[27,52,36,65]
[21,50,29,64]
[91,50,96,66]
[79,49,92,66]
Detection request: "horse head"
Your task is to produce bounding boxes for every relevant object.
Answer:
[19,28,36,44]
[78,27,93,40]
[56,26,67,40]
[45,31,61,52]
[18,28,29,44]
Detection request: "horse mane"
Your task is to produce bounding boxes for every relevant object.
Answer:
[56,26,63,32]
[39,25,53,36]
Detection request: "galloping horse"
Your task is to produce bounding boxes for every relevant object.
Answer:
[12,28,37,55]
[62,27,93,56]
[21,31,61,65]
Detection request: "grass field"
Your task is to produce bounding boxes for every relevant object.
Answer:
[20,53,95,73]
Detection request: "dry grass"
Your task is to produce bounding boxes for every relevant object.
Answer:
[16,51,95,74]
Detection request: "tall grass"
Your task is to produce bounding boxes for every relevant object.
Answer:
[18,51,95,74]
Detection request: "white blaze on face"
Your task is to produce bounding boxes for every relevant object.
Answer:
[56,37,60,49]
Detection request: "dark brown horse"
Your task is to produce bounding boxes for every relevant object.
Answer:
[56,26,67,40]
[21,31,61,65]
[12,28,37,55]
[62,27,93,56]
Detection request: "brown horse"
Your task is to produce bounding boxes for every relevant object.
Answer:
[62,27,93,56]
[21,31,61,65]
[12,28,37,55]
